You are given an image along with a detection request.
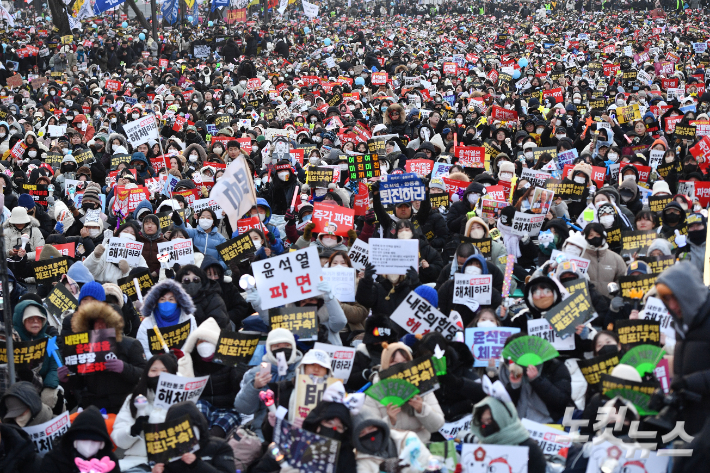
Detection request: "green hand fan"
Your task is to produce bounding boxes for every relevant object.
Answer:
[365,378,420,407]
[501,335,559,367]
[620,345,665,376]
[605,389,658,416]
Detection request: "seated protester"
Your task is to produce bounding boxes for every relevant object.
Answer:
[283,201,313,244]
[595,202,630,253]
[582,223,626,299]
[173,208,228,270]
[52,198,84,238]
[234,199,285,254]
[247,228,280,261]
[0,417,41,473]
[363,342,445,443]
[326,251,369,333]
[12,301,59,408]
[233,328,302,440]
[200,256,253,329]
[246,277,346,346]
[468,396,547,473]
[437,242,480,289]
[176,265,230,328]
[59,282,107,343]
[413,333,487,424]
[497,333,572,424]
[58,301,146,414]
[345,315,399,393]
[355,263,421,333]
[176,317,245,438]
[676,212,706,275]
[4,206,45,280]
[446,181,487,234]
[136,279,198,360]
[137,212,167,278]
[464,216,509,274]
[0,381,53,428]
[351,405,431,473]
[504,273,562,332]
[103,282,141,338]
[41,406,120,473]
[111,354,178,472]
[393,220,443,284]
[84,222,149,284]
[158,402,235,473]
[18,193,53,238]
[657,201,686,239]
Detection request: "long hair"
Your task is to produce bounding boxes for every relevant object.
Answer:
[129,353,178,418]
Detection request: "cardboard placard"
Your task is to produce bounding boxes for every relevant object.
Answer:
[216,234,256,264]
[62,329,117,375]
[0,338,47,370]
[464,327,521,367]
[213,331,261,365]
[147,321,191,355]
[32,256,70,282]
[615,320,661,347]
[378,355,440,395]
[154,372,209,409]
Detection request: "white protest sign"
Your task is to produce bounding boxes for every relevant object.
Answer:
[584,442,669,473]
[314,342,356,382]
[461,444,529,473]
[124,115,159,147]
[252,246,323,310]
[693,42,707,53]
[322,267,356,302]
[642,296,675,340]
[302,0,319,18]
[521,418,572,456]
[154,372,210,410]
[649,149,664,169]
[453,274,492,306]
[520,168,552,188]
[510,212,546,237]
[193,45,211,59]
[438,414,472,441]
[667,88,684,101]
[347,238,369,271]
[527,319,575,351]
[192,197,225,219]
[23,411,70,456]
[48,124,65,137]
[390,290,461,340]
[369,238,418,275]
[106,237,144,266]
[550,250,589,274]
[157,238,195,266]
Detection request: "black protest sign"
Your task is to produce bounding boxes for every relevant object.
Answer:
[367,138,387,156]
[117,268,154,302]
[577,352,621,386]
[544,179,585,201]
[21,183,49,208]
[656,161,681,179]
[674,124,696,139]
[62,329,117,375]
[73,148,94,165]
[648,195,672,213]
[110,153,132,169]
[148,321,191,355]
[641,255,675,274]
[618,273,658,302]
[601,374,659,397]
[32,256,69,283]
[274,418,341,473]
[378,355,439,395]
[0,338,47,370]
[429,193,449,210]
[616,320,661,347]
[45,152,63,166]
[214,114,231,128]
[588,98,607,110]
[562,279,593,309]
[156,209,185,232]
[45,283,78,317]
[347,153,381,180]
[459,236,492,258]
[144,415,199,464]
[531,146,557,161]
[620,230,658,257]
[327,92,343,106]
[213,331,261,365]
[545,287,593,338]
[269,306,318,341]
[216,234,256,264]
[307,166,334,188]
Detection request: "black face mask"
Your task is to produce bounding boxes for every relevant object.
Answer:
[479,420,501,437]
[147,375,159,391]
[689,228,705,245]
[597,344,619,358]
[684,164,698,174]
[359,429,384,453]
[587,236,603,248]
[271,347,292,362]
[318,426,345,442]
[182,281,201,296]
[664,212,681,224]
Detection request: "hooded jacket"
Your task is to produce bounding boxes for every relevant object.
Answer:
[0,423,40,473]
[233,198,285,254]
[583,242,627,298]
[446,181,486,233]
[658,201,687,239]
[0,381,53,427]
[12,300,58,388]
[0,173,18,210]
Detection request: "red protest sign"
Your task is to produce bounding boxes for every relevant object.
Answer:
[353,182,369,216]
[454,146,485,168]
[289,149,304,166]
[542,87,564,103]
[247,78,262,90]
[484,185,507,202]
[690,136,710,162]
[405,159,434,176]
[626,163,651,183]
[237,215,268,235]
[603,63,621,77]
[664,116,683,133]
[661,77,679,90]
[311,202,355,237]
[237,137,252,154]
[371,72,388,86]
[490,105,518,121]
[10,141,26,160]
[159,59,168,68]
[105,80,121,92]
[112,186,149,215]
[442,177,469,198]
[172,188,200,207]
[151,155,169,172]
[681,180,710,207]
[443,62,457,75]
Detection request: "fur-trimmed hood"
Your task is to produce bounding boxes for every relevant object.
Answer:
[184,143,207,162]
[448,171,470,182]
[142,278,195,317]
[108,133,129,154]
[383,103,405,126]
[71,301,125,342]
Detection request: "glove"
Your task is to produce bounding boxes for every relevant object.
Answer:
[303,222,316,241]
[406,266,420,286]
[171,210,183,226]
[170,348,185,360]
[671,376,688,392]
[245,288,262,310]
[267,231,276,244]
[371,181,380,196]
[364,209,376,225]
[57,365,70,383]
[94,244,105,257]
[610,296,625,313]
[54,221,64,233]
[130,415,150,437]
[364,262,376,280]
[317,280,335,301]
[347,229,358,246]
[675,229,687,247]
[104,358,124,373]
[285,209,297,223]
[118,259,130,274]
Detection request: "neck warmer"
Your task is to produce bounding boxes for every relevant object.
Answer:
[155,302,181,327]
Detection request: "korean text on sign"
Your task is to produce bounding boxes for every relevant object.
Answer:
[252,246,323,310]
[465,327,520,367]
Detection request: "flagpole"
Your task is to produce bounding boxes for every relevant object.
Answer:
[151,0,159,42]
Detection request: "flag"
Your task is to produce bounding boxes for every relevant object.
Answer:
[0,3,14,27]
[94,0,126,15]
[302,0,318,18]
[67,12,82,30]
[74,0,94,20]
[161,0,179,25]
[278,0,287,14]
[184,0,195,9]
[212,0,229,12]
[210,156,256,230]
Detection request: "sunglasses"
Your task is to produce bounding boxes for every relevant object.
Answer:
[182,277,201,284]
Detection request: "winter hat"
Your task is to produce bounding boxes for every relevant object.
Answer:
[627,260,649,275]
[610,364,642,383]
[523,141,536,151]
[102,283,124,308]
[18,193,35,210]
[563,230,588,255]
[67,261,94,285]
[177,317,222,376]
[572,162,593,179]
[687,212,707,228]
[8,207,30,225]
[39,245,62,260]
[597,202,616,217]
[414,285,438,308]
[380,342,413,370]
[22,304,46,322]
[647,238,673,256]
[363,314,398,345]
[300,349,331,371]
[652,180,671,196]
[78,281,106,303]
[498,161,515,176]
[265,327,297,364]
[429,177,446,192]
[82,182,102,207]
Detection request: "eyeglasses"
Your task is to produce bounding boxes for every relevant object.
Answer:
[182,277,201,284]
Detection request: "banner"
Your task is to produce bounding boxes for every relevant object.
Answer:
[311,202,355,237]
[391,290,460,340]
[62,329,117,375]
[253,246,323,310]
[269,306,318,340]
[379,173,425,204]
[154,372,209,410]
[210,156,257,230]
[369,238,418,275]
[117,268,154,302]
[157,239,194,266]
[464,327,520,367]
[302,0,319,17]
[145,415,199,464]
[147,321,191,355]
[213,331,261,365]
[23,411,70,456]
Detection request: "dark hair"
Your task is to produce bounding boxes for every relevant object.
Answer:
[456,242,478,260]
[327,250,352,267]
[246,228,268,248]
[635,209,657,229]
[130,353,178,417]
[114,221,141,238]
[175,265,208,288]
[592,330,620,355]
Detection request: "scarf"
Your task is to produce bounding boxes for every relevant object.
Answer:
[142,230,163,241]
[471,398,531,446]
[155,302,181,328]
[497,222,522,262]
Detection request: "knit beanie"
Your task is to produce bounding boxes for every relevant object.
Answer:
[102,283,124,308]
[597,202,616,217]
[429,177,447,192]
[18,193,35,210]
[82,182,102,207]
[265,328,296,364]
[78,281,106,303]
[414,285,439,308]
[67,261,95,285]
[39,245,62,261]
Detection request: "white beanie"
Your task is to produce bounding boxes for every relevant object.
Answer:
[266,328,296,364]
[498,161,516,176]
[563,230,588,255]
[652,180,671,196]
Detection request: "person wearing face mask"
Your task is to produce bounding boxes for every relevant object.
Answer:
[174,208,228,270]
[675,212,707,275]
[128,152,156,180]
[0,121,10,155]
[111,354,179,471]
[175,317,244,439]
[658,201,687,239]
[137,213,168,277]
[85,223,149,284]
[464,217,510,274]
[262,159,299,215]
[618,178,643,215]
[234,328,303,440]
[182,143,206,178]
[41,405,120,473]
[582,223,627,299]
[446,181,486,233]
[175,265,229,328]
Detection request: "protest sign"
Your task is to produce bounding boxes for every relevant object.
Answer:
[213,331,261,365]
[455,146,485,168]
[113,186,150,215]
[432,162,452,178]
[429,193,450,210]
[269,306,318,340]
[391,290,460,340]
[584,442,668,473]
[307,166,335,187]
[369,238,418,275]
[144,415,199,464]
[545,286,594,338]
[236,216,267,235]
[439,414,473,441]
[21,183,49,208]
[62,329,117,375]
[23,411,71,456]
[156,209,185,232]
[521,168,552,188]
[346,153,380,180]
[544,179,585,201]
[294,374,341,423]
[124,115,159,147]
[32,256,69,283]
[480,199,509,219]
[509,211,546,237]
[216,234,255,265]
[618,273,658,302]
[311,202,355,237]
[459,236,492,258]
[117,268,154,302]
[464,327,520,367]
[147,321,191,355]
[453,274,493,309]
[252,246,323,309]
[321,267,356,302]
[313,342,356,382]
[550,249,589,274]
[379,173,426,204]
[0,338,47,370]
[461,444,529,472]
[44,283,78,318]
[642,296,675,339]
[530,187,555,215]
[378,355,439,395]
[274,418,340,473]
[347,238,369,271]
[154,372,210,409]
[620,230,658,257]
[527,319,575,351]
[34,242,75,261]
[616,320,661,347]
[105,237,144,266]
[109,153,132,168]
[641,255,675,274]
[521,419,572,456]
[192,198,225,219]
[577,351,621,386]
[157,239,195,266]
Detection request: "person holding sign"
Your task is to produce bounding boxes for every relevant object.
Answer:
[4,206,45,279]
[176,265,230,329]
[137,213,169,277]
[84,222,149,284]
[173,209,228,270]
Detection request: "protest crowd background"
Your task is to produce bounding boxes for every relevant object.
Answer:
[4,0,710,472]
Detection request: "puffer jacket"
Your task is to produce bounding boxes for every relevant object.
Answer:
[111,390,169,470]
[583,242,627,298]
[3,215,44,260]
[177,220,227,269]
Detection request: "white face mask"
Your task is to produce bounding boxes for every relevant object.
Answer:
[28,150,37,158]
[477,319,497,328]
[278,171,290,181]
[464,265,482,275]
[468,193,479,205]
[536,127,545,134]
[199,218,213,230]
[74,440,105,458]
[556,134,566,139]
[565,245,582,257]
[213,147,223,154]
[252,238,262,249]
[322,236,338,247]
[309,157,320,165]
[398,230,413,239]
[196,342,216,358]
[600,215,615,228]
[132,113,140,119]
[623,174,636,182]
[471,228,485,239]
[257,212,266,222]
[574,176,586,184]
[120,232,136,241]
[89,228,101,238]
[110,117,117,123]
[525,151,533,159]
[455,118,464,125]
[607,152,618,162]
[189,154,199,162]
[339,163,348,170]
[665,155,675,163]
[500,172,513,181]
